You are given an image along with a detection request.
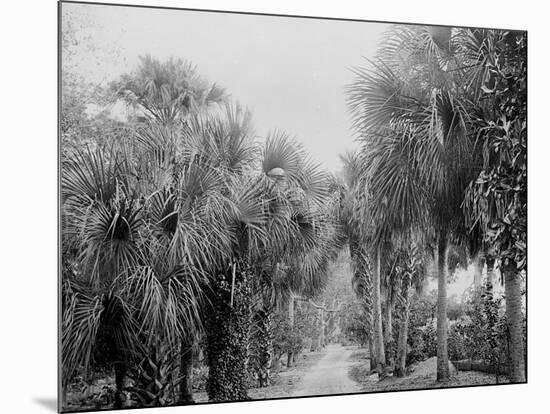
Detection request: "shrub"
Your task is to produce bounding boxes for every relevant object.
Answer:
[448,321,467,361]
[449,284,510,380]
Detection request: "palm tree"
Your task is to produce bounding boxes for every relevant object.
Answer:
[381,242,409,368]
[347,25,484,381]
[392,239,425,377]
[249,197,339,376]
[108,58,230,404]
[350,251,375,369]
[114,55,225,124]
[281,187,342,366]
[61,145,144,409]
[133,124,234,405]
[175,103,259,401]
[339,151,387,378]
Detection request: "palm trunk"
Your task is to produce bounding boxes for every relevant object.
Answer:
[315,308,322,351]
[289,294,295,327]
[384,296,393,366]
[287,295,295,367]
[205,261,251,402]
[436,230,450,381]
[179,340,195,404]
[319,308,325,347]
[368,335,376,372]
[373,244,386,379]
[384,298,392,342]
[254,305,273,387]
[114,362,127,409]
[395,293,410,377]
[131,347,167,406]
[503,265,526,383]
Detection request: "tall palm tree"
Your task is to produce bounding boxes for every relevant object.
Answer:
[381,241,410,368]
[281,185,342,366]
[392,238,425,377]
[109,57,230,404]
[339,151,387,378]
[350,251,375,369]
[177,103,260,402]
[131,123,234,405]
[347,25,484,381]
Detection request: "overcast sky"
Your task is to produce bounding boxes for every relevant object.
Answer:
[63,2,390,172]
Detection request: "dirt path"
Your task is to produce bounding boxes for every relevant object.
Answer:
[291,344,361,397]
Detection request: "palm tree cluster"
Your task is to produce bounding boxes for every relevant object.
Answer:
[345,26,526,382]
[61,57,342,409]
[341,154,426,378]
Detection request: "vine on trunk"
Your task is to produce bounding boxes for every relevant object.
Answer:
[205,261,253,402]
[248,305,273,387]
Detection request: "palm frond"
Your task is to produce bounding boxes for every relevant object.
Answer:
[182,102,257,173]
[62,284,137,386]
[262,130,303,180]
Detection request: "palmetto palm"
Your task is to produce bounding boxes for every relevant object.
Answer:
[61,144,145,408]
[338,150,389,378]
[115,55,225,124]
[106,57,231,405]
[131,125,235,405]
[347,25,486,381]
[177,103,267,401]
[388,237,426,377]
[279,177,341,366]
[130,107,254,404]
[350,250,375,367]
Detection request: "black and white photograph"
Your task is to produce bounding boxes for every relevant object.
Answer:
[58,1,527,412]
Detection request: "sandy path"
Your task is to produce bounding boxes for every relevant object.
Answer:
[291,344,361,397]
